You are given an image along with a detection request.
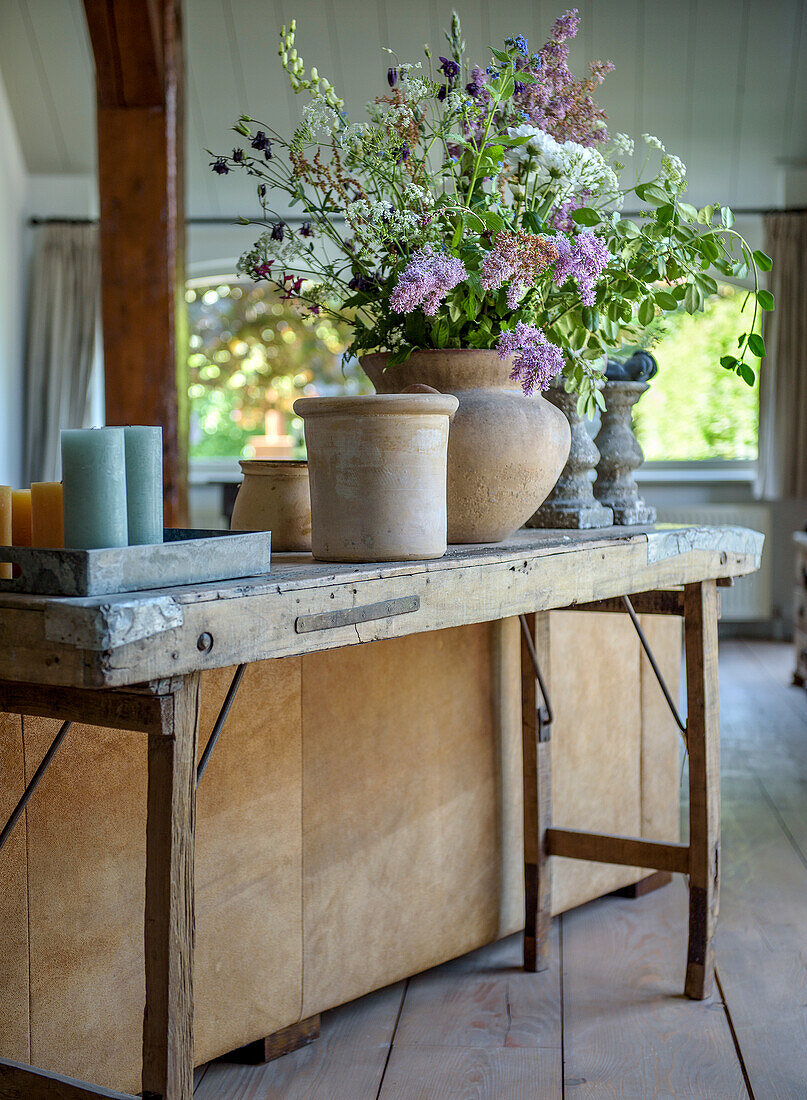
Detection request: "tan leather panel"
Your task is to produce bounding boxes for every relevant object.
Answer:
[549,611,645,910]
[24,660,303,1094]
[0,711,29,1064]
[638,615,683,843]
[195,658,303,1062]
[300,624,514,1018]
[24,715,148,1092]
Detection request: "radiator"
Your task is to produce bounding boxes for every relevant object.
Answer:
[654,504,772,622]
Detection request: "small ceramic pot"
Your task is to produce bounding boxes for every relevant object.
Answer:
[230,459,311,551]
[293,393,459,562]
[361,350,571,544]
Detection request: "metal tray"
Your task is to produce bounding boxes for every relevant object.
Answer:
[0,529,272,597]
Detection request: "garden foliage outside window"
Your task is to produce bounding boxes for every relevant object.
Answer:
[186,278,758,464]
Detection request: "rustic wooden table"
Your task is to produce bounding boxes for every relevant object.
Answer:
[0,525,762,1100]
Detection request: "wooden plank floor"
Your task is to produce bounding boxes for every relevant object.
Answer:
[196,640,807,1099]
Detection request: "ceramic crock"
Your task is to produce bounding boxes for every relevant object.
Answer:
[361,350,571,544]
[292,393,459,562]
[230,459,311,551]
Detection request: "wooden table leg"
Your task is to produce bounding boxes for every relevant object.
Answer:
[142,673,201,1100]
[684,581,721,1000]
[521,612,552,972]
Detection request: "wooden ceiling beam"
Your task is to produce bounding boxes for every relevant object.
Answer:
[84,0,165,107]
[83,0,187,526]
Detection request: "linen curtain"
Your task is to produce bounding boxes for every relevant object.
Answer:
[756,212,807,500]
[24,223,100,483]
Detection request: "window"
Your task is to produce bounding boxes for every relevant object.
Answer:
[632,283,760,462]
[186,278,368,459]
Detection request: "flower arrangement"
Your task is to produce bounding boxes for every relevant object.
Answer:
[211,9,772,416]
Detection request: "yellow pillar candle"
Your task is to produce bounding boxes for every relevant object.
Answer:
[31,482,64,548]
[0,486,11,579]
[11,489,32,547]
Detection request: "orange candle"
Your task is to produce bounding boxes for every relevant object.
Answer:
[11,489,32,547]
[0,486,11,579]
[31,482,64,548]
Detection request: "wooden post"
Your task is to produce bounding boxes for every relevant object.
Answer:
[83,0,188,526]
[520,611,552,972]
[683,581,721,1000]
[142,673,200,1100]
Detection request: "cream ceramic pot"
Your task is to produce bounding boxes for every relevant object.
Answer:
[293,393,459,562]
[361,350,571,544]
[230,459,311,551]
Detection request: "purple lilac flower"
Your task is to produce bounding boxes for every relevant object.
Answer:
[552,233,611,305]
[552,9,580,40]
[211,157,229,175]
[389,246,467,316]
[497,322,564,395]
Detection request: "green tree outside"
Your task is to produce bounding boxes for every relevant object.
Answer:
[633,284,760,461]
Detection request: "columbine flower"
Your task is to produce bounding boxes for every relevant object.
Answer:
[299,222,314,237]
[232,148,244,162]
[211,157,230,174]
[271,221,286,241]
[387,67,399,87]
[642,133,665,151]
[552,232,611,305]
[498,322,564,394]
[612,132,634,158]
[438,56,460,81]
[251,131,272,154]
[389,246,466,315]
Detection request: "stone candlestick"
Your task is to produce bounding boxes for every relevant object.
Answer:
[528,385,613,529]
[594,381,656,525]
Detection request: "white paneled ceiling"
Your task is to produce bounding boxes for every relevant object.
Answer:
[1,0,805,216]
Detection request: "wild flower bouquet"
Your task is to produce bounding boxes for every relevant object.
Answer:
[211,9,772,416]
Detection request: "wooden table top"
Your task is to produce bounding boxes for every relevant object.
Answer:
[0,525,763,689]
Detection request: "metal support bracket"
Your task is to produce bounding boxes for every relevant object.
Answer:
[0,720,73,856]
[519,614,553,741]
[196,663,247,787]
[621,595,687,740]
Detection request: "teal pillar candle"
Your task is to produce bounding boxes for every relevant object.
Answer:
[124,426,164,545]
[61,427,128,549]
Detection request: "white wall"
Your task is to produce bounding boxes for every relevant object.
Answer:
[0,69,26,486]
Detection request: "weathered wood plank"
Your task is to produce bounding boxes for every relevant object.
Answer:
[0,1058,134,1099]
[684,580,721,1000]
[521,612,552,972]
[142,674,200,1100]
[222,1016,320,1065]
[392,929,562,1051]
[380,1047,561,1099]
[8,531,759,690]
[709,644,807,1098]
[0,681,170,734]
[561,590,685,615]
[561,882,746,1097]
[195,984,405,1100]
[546,828,690,875]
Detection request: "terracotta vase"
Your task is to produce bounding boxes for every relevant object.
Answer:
[230,459,311,551]
[293,393,459,562]
[361,350,571,544]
